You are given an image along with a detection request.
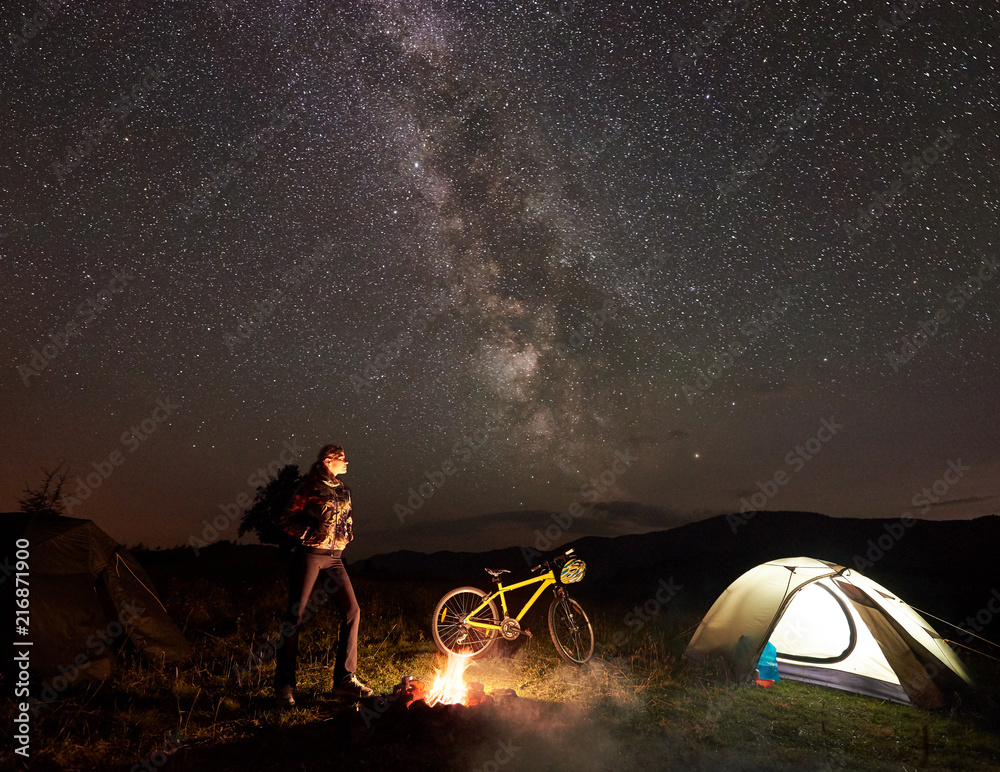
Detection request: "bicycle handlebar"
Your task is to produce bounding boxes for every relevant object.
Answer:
[530,547,577,574]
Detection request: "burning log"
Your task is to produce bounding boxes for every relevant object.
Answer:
[464,681,488,707]
[425,653,473,706]
[384,653,513,712]
[391,675,428,708]
[352,674,524,750]
[353,653,514,741]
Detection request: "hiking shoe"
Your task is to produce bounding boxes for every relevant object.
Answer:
[276,685,296,709]
[333,675,373,698]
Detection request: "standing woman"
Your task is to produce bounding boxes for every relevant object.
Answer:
[273,444,373,707]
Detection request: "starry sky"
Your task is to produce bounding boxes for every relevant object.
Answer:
[2,0,998,558]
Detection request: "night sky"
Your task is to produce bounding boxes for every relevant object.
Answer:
[2,1,998,559]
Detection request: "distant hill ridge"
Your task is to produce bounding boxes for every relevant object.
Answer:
[352,510,1000,622]
[128,510,1000,630]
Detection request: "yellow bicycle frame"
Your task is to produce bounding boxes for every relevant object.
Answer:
[460,569,558,632]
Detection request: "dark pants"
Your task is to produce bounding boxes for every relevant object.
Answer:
[274,550,360,690]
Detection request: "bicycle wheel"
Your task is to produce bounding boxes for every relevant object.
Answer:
[432,587,500,658]
[548,596,594,664]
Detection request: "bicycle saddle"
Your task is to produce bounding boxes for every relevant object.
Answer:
[484,568,510,578]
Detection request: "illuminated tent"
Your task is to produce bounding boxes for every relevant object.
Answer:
[684,557,972,707]
[1,512,192,692]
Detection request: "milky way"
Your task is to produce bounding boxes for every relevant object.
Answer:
[2,0,998,555]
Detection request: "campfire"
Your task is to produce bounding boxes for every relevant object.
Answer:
[392,653,493,709]
[356,655,519,738]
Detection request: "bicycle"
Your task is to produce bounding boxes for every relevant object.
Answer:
[431,548,594,664]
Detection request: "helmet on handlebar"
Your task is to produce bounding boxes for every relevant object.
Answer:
[559,557,587,584]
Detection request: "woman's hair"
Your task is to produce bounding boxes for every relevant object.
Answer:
[317,444,344,461]
[306,444,345,479]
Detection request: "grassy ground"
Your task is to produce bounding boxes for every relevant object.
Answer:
[3,549,999,771]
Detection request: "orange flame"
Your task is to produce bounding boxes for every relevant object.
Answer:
[425,653,471,706]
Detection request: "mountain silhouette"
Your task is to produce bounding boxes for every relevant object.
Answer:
[352,510,1000,625]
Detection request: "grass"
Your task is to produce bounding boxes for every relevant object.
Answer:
[3,549,1000,771]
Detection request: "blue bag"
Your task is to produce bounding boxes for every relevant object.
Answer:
[757,641,781,682]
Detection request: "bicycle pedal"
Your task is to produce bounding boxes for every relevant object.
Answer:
[522,629,533,639]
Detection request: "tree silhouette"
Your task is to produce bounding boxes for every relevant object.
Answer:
[238,464,302,546]
[18,466,70,516]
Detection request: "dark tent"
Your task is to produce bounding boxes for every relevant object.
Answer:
[1,512,192,695]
